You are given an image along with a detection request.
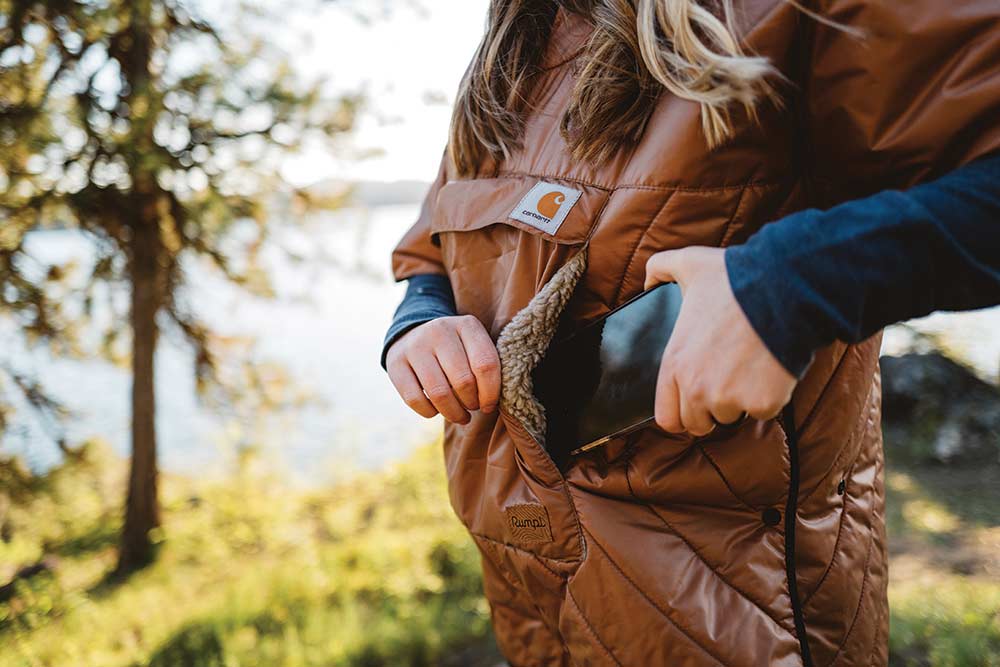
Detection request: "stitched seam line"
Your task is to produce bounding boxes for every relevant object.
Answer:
[866,573,887,667]
[799,385,880,605]
[644,502,796,633]
[522,550,581,659]
[608,177,752,307]
[566,586,624,667]
[609,190,675,305]
[491,171,788,193]
[528,550,568,584]
[443,244,518,273]
[867,443,889,667]
[824,530,876,667]
[477,537,568,654]
[584,527,729,667]
[477,534,526,596]
[717,180,752,248]
[696,442,762,512]
[471,531,581,564]
[799,371,878,506]
[802,450,863,606]
[502,411,588,560]
[581,188,615,246]
[797,345,852,435]
[624,449,795,634]
[492,601,566,667]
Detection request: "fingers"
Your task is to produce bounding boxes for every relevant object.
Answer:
[680,389,715,437]
[709,399,746,427]
[644,249,682,290]
[656,346,725,436]
[645,244,798,436]
[386,316,503,424]
[386,361,438,419]
[456,317,501,414]
[746,397,786,422]
[408,353,471,424]
[656,377,750,436]
[654,355,683,433]
[433,327,480,411]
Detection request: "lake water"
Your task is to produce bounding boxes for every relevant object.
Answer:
[1,205,438,481]
[2,207,998,482]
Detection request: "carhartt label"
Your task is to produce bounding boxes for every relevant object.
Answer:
[509,182,583,236]
[504,503,553,544]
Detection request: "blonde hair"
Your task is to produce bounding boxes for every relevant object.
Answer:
[449,0,782,176]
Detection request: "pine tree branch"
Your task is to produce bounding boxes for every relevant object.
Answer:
[0,363,77,457]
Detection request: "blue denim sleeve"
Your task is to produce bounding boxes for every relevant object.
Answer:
[725,153,1000,378]
[380,273,458,370]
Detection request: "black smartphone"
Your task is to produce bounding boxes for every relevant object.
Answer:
[533,282,684,461]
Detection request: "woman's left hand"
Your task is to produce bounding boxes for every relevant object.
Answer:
[644,247,798,436]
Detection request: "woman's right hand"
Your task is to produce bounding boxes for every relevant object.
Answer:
[385,315,501,425]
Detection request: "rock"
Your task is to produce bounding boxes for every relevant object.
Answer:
[880,353,1000,465]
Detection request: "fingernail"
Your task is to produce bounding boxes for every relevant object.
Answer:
[484,404,497,414]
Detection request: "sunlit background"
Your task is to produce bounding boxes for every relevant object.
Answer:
[3,0,996,481]
[2,0,494,479]
[1,2,998,666]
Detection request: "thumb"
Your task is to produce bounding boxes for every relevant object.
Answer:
[644,248,686,290]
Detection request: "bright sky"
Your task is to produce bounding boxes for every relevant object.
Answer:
[279,0,492,185]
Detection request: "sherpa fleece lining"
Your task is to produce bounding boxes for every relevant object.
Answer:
[496,247,588,444]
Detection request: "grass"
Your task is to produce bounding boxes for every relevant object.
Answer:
[0,442,500,667]
[885,462,1000,667]
[1,441,998,666]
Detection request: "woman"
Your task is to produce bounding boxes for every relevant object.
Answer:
[382,1,1000,665]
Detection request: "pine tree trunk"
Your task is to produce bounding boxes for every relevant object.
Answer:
[115,0,160,576]
[117,218,162,573]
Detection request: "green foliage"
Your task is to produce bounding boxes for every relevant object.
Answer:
[890,577,1000,667]
[0,0,358,571]
[0,0,356,432]
[3,440,998,666]
[0,442,498,667]
[885,464,1000,667]
[148,624,226,667]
